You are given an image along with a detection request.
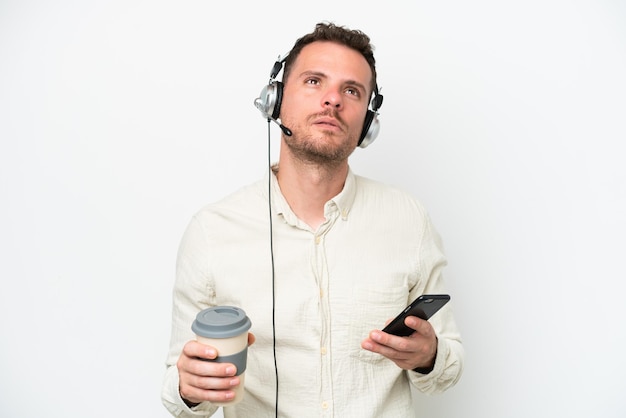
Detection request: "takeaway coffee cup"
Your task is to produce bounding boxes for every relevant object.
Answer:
[192,306,252,406]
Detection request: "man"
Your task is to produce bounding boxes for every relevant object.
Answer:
[162,22,463,417]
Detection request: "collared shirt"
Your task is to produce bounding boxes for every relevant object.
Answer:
[162,168,463,418]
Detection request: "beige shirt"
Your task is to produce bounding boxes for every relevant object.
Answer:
[162,169,463,418]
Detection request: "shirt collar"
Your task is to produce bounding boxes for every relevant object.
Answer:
[267,165,357,225]
[328,168,356,221]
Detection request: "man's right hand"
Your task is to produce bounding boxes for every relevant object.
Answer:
[177,333,255,406]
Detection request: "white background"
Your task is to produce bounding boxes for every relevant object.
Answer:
[1,1,625,417]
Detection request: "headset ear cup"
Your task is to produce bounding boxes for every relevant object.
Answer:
[255,80,284,121]
[358,111,374,145]
[358,110,379,148]
[256,84,273,119]
[272,81,283,120]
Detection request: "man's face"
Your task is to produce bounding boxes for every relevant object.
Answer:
[279,41,373,164]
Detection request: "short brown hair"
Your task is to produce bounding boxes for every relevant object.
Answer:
[282,22,378,94]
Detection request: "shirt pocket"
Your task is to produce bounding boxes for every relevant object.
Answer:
[347,284,408,365]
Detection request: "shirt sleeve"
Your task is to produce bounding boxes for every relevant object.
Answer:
[406,208,464,394]
[161,214,220,417]
[408,329,464,394]
[161,364,219,417]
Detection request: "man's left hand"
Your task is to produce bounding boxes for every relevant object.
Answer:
[361,316,437,371]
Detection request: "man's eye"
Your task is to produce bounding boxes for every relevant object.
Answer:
[306,78,320,85]
[345,87,360,97]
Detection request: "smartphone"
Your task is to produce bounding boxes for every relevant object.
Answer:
[382,294,450,337]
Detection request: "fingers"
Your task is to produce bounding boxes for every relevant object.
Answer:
[361,316,437,370]
[362,329,414,356]
[183,340,218,361]
[402,316,435,340]
[177,340,241,405]
[179,372,241,405]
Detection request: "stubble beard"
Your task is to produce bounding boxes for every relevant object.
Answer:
[284,112,358,168]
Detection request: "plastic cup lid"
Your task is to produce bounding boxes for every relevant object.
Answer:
[192,306,252,338]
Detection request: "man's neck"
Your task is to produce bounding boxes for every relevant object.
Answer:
[276,157,349,230]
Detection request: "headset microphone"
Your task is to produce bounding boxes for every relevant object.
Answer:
[275,120,292,136]
[254,97,292,136]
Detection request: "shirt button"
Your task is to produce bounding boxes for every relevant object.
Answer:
[315,236,321,244]
[321,401,329,409]
[319,288,324,298]
[321,347,327,355]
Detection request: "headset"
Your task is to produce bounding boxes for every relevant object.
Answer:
[254,55,383,148]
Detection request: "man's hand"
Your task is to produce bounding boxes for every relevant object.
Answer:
[361,316,437,371]
[177,333,256,406]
